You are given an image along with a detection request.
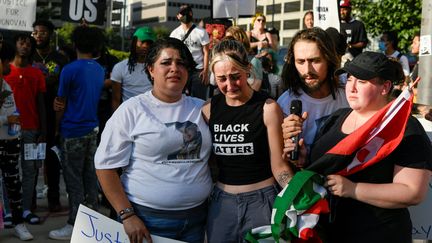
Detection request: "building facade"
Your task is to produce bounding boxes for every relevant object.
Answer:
[129,0,313,47]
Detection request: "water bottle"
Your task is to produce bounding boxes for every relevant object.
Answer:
[8,110,20,136]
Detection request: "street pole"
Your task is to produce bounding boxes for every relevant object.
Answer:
[121,0,126,51]
[417,0,432,106]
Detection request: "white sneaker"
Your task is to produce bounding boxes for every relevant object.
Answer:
[48,224,73,240]
[14,223,34,241]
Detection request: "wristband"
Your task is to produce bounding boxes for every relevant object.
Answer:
[121,212,135,221]
[118,207,134,217]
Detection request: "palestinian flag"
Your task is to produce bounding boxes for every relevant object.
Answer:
[245,170,329,243]
[246,87,414,242]
[308,86,414,176]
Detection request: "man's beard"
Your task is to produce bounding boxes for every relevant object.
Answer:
[300,73,324,93]
[36,40,50,49]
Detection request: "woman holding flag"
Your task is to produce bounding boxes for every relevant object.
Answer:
[283,51,432,243]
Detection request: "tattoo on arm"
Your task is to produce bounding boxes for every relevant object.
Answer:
[277,171,292,187]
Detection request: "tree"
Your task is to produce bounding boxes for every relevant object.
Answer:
[352,0,421,53]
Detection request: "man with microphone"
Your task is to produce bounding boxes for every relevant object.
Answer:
[277,27,349,164]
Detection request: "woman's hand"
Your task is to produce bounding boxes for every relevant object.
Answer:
[326,175,357,198]
[123,215,152,243]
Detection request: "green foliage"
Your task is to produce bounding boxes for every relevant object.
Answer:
[56,23,125,51]
[352,0,421,53]
[56,23,76,46]
[109,49,129,61]
[153,26,171,39]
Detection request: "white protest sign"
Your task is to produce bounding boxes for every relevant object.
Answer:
[212,0,256,19]
[313,0,340,31]
[410,117,432,240]
[72,204,185,243]
[0,0,37,32]
[213,0,238,19]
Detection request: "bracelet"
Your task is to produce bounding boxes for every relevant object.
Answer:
[118,207,134,217]
[121,212,135,221]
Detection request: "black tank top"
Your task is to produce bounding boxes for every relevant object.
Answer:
[209,91,273,185]
[250,35,269,55]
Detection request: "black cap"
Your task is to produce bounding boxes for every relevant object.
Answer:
[178,5,192,15]
[335,51,400,82]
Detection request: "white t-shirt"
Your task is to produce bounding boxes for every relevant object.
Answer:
[388,51,410,77]
[277,88,349,149]
[94,91,212,210]
[170,25,210,69]
[111,59,152,101]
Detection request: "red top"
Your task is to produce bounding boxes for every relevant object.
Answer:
[4,64,46,130]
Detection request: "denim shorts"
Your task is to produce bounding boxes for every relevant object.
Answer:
[129,201,207,243]
[206,184,279,243]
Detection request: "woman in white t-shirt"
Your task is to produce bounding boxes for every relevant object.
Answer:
[95,38,212,243]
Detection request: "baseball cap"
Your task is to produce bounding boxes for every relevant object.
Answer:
[335,51,400,82]
[340,0,351,7]
[178,5,192,15]
[133,26,156,42]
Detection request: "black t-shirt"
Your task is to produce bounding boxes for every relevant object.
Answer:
[340,20,368,57]
[209,91,273,185]
[309,108,432,243]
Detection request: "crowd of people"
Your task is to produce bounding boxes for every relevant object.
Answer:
[0,1,432,242]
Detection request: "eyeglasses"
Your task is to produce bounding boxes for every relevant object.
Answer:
[256,18,265,23]
[31,31,49,37]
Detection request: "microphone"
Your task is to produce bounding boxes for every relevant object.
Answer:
[290,99,302,161]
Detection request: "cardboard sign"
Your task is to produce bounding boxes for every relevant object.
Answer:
[61,0,106,25]
[0,0,37,31]
[72,204,185,243]
[410,117,432,240]
[313,0,340,31]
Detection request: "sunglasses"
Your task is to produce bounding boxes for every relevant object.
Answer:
[256,18,265,22]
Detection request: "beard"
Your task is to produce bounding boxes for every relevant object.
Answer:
[300,73,325,93]
[36,40,50,49]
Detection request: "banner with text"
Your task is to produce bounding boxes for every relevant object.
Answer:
[0,0,37,32]
[313,0,340,31]
[61,0,106,26]
[72,204,185,243]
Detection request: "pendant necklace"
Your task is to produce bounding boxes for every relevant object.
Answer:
[36,50,50,64]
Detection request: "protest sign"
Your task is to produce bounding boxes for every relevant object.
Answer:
[72,204,185,243]
[0,0,37,31]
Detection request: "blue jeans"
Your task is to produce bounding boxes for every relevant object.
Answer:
[206,184,279,243]
[61,129,99,225]
[130,202,207,243]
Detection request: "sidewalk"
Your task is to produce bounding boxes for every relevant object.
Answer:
[0,172,109,242]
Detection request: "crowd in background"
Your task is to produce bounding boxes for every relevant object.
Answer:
[0,0,431,242]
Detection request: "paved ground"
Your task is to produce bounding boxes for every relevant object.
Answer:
[0,172,110,243]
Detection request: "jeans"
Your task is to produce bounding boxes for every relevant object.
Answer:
[20,130,42,211]
[60,129,99,225]
[206,184,279,243]
[130,202,207,243]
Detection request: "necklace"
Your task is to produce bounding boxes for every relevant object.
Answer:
[36,50,51,64]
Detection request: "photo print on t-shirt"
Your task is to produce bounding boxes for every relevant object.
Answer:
[166,121,202,161]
